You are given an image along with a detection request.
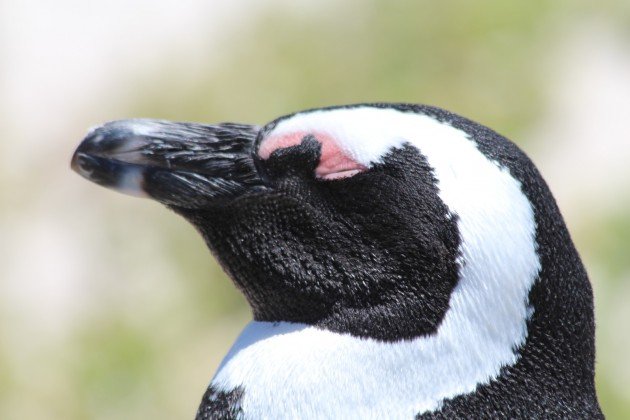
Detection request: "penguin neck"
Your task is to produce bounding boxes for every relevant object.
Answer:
[210,280,535,419]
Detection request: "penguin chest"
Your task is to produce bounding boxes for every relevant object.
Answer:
[209,322,422,419]
[205,319,528,420]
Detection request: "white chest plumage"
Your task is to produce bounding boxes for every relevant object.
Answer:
[211,108,541,419]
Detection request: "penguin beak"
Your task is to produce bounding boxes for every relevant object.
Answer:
[71,119,264,208]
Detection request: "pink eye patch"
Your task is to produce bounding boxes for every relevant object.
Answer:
[258,132,367,180]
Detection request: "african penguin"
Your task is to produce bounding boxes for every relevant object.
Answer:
[71,103,603,419]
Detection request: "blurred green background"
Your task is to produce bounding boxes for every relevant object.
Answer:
[1,0,629,418]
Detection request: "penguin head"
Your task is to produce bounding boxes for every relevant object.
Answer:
[193,107,465,341]
[71,104,593,351]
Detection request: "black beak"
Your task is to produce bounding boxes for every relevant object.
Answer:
[71,119,264,208]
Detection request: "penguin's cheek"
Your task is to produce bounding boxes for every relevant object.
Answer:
[258,132,367,181]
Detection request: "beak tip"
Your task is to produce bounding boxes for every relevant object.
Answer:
[70,129,98,177]
[70,150,80,173]
[70,147,90,178]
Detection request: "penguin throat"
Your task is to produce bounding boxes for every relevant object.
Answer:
[210,305,531,419]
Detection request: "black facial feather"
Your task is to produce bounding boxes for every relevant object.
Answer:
[174,141,460,342]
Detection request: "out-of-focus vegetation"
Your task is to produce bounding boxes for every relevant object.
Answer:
[1,1,629,418]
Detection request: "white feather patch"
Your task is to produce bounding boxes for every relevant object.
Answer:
[213,107,541,419]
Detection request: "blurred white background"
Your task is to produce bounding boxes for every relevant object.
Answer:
[1,1,629,418]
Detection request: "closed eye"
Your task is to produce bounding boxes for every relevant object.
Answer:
[259,131,367,181]
[315,153,366,180]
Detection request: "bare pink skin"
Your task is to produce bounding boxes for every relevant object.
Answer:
[258,131,367,180]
